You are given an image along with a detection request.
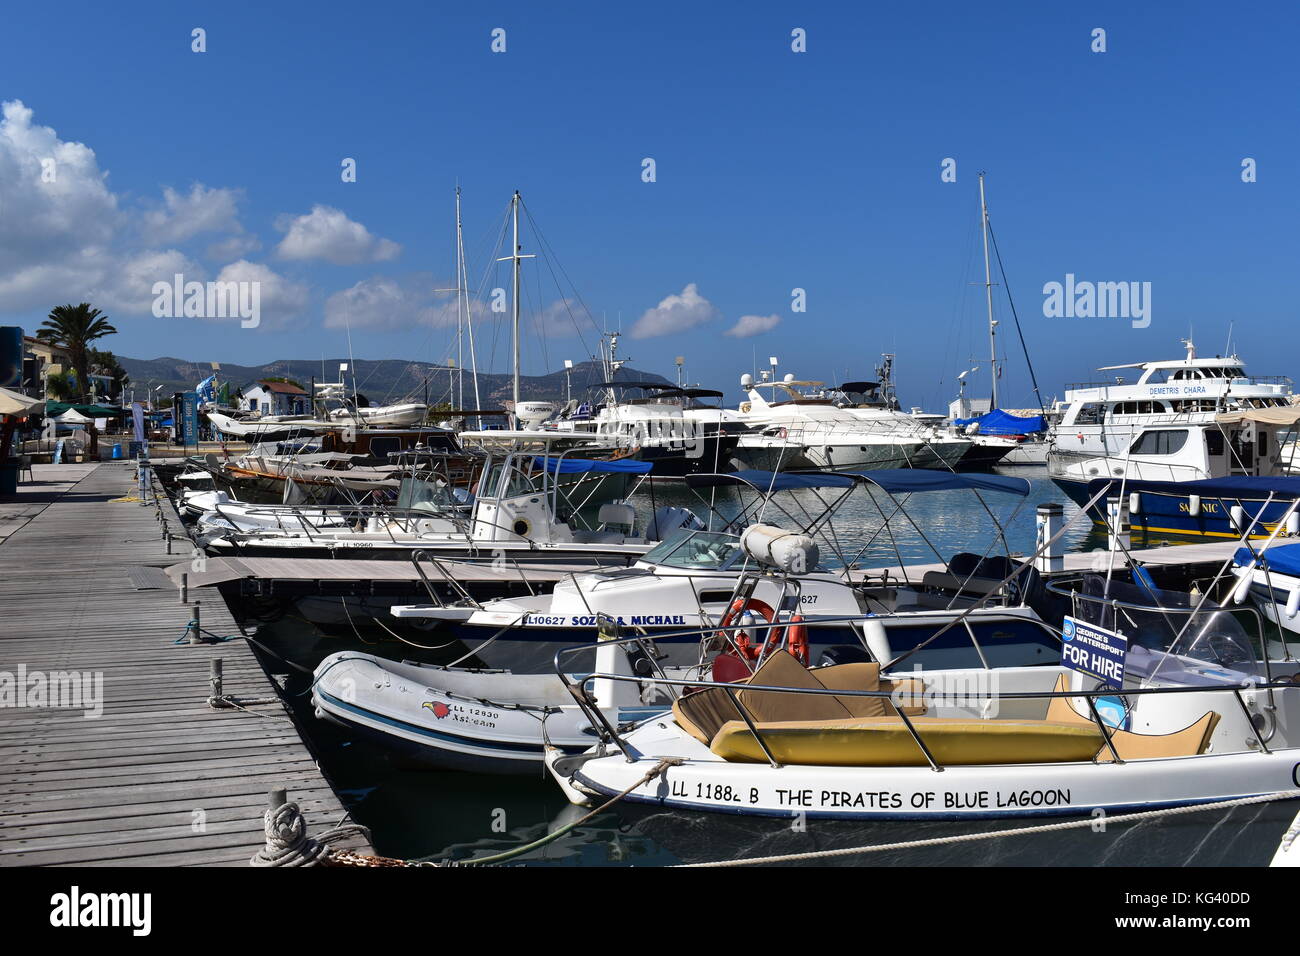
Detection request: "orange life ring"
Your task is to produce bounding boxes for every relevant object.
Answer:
[716,598,808,665]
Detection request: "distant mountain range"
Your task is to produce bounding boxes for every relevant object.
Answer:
[115,355,676,408]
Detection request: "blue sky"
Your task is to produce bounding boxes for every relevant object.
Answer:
[1,1,1296,410]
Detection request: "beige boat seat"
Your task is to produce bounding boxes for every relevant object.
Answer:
[710,715,1106,766]
[1044,675,1221,762]
[673,650,927,746]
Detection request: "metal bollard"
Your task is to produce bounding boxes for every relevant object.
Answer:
[269,787,288,810]
[209,658,224,704]
[180,572,188,605]
[188,602,202,644]
[1033,503,1064,574]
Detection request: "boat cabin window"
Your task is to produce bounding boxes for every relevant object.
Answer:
[1110,400,1168,416]
[640,529,742,571]
[1074,403,1104,425]
[1206,430,1225,456]
[1128,429,1190,456]
[479,461,539,499]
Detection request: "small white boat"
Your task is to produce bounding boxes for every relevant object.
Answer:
[312,637,703,774]
[328,403,428,428]
[548,580,1300,821]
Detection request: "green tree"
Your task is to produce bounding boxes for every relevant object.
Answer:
[37,303,117,403]
[89,349,129,400]
[44,370,79,401]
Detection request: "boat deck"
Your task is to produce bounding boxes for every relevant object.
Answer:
[0,462,371,866]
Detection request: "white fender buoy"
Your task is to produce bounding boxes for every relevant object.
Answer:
[1188,494,1201,517]
[1129,492,1142,515]
[1286,587,1300,620]
[1288,512,1300,536]
[1231,505,1245,532]
[1232,571,1253,605]
[861,618,892,664]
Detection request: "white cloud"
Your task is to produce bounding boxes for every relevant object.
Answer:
[214,259,309,326]
[97,249,202,315]
[323,273,590,338]
[205,234,263,261]
[275,205,401,265]
[143,184,244,244]
[0,99,120,309]
[324,273,461,331]
[629,282,719,339]
[725,313,781,338]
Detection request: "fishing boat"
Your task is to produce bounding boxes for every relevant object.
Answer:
[546,573,1300,821]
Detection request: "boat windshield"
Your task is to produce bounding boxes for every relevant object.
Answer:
[1073,574,1263,686]
[640,529,742,570]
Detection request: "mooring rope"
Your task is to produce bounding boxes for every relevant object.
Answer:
[672,790,1300,867]
[449,756,685,866]
[250,800,373,867]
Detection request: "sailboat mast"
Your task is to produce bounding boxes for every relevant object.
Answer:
[979,172,998,410]
[454,190,464,411]
[511,191,522,416]
[455,187,483,420]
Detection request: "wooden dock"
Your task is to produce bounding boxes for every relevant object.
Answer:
[0,462,371,866]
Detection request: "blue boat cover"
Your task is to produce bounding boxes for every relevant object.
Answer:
[685,470,856,492]
[953,408,1045,435]
[531,456,653,475]
[842,469,1031,497]
[1086,475,1300,500]
[1234,542,1300,576]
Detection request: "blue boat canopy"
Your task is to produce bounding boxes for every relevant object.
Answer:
[841,469,1032,497]
[685,470,856,492]
[1235,542,1300,576]
[1086,475,1300,499]
[531,456,653,475]
[953,408,1045,435]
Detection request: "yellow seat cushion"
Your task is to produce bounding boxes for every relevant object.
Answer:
[1045,675,1221,761]
[710,716,1105,766]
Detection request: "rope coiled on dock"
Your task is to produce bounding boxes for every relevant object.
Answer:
[250,800,373,867]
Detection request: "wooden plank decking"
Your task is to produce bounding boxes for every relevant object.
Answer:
[0,462,371,866]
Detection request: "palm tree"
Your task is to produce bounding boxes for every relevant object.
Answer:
[37,303,117,404]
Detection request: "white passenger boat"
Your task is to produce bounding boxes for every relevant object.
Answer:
[547,580,1300,821]
[1049,340,1298,534]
